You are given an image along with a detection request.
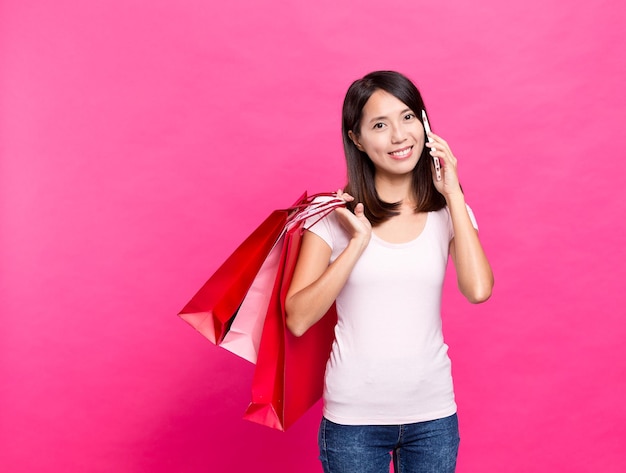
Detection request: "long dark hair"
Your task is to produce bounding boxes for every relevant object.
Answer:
[342,71,446,225]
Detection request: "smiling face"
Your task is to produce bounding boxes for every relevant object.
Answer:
[349,89,425,181]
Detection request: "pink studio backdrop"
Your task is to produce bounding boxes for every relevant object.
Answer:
[2,0,625,471]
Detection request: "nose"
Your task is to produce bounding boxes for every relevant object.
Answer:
[390,123,407,144]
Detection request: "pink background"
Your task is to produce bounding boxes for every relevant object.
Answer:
[2,0,625,471]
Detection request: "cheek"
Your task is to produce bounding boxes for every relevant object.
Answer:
[414,123,425,140]
[359,134,386,155]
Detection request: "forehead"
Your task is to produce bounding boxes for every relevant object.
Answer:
[362,89,411,118]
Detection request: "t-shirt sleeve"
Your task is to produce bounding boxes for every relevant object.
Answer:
[304,208,336,250]
[466,204,479,231]
[448,204,479,240]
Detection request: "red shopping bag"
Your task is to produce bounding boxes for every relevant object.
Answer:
[219,192,345,362]
[219,237,285,363]
[243,215,338,431]
[179,193,343,364]
[178,193,306,345]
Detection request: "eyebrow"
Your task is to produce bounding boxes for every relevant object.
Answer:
[367,108,414,124]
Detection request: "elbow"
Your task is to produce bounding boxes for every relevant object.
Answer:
[284,300,309,337]
[467,288,492,304]
[285,293,332,337]
[286,315,308,337]
[463,278,494,304]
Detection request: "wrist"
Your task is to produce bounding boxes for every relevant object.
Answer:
[444,190,465,207]
[349,233,371,254]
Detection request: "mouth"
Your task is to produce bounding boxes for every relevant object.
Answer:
[388,146,413,159]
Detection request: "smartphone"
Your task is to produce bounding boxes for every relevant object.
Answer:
[421,110,442,181]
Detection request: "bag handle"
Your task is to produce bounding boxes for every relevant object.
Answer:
[284,192,339,212]
[285,192,346,231]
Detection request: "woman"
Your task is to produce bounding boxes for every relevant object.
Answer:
[285,71,494,473]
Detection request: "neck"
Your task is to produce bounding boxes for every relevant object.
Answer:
[375,174,415,206]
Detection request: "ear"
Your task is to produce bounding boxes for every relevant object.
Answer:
[348,130,365,151]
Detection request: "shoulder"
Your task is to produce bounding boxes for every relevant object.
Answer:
[427,203,476,240]
[303,197,346,250]
[435,203,479,241]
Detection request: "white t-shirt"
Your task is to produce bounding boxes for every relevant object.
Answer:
[306,204,477,425]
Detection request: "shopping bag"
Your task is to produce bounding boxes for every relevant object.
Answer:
[179,193,343,363]
[243,214,339,431]
[178,193,305,346]
[219,195,345,364]
[219,237,284,363]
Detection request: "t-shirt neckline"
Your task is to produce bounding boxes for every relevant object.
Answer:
[370,212,430,249]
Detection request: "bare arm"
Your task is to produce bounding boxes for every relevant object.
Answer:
[447,193,494,303]
[285,200,371,336]
[427,132,494,303]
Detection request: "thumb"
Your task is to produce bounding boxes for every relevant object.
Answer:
[354,202,365,217]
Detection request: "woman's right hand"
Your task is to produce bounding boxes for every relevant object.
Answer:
[335,190,372,251]
[285,190,372,336]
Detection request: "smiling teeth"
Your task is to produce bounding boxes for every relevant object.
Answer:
[391,148,411,157]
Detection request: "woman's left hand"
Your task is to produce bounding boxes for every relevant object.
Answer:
[425,132,462,197]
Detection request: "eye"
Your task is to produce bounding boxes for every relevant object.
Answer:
[404,113,415,121]
[373,122,386,130]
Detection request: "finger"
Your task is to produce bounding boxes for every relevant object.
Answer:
[339,191,355,202]
[428,143,456,165]
[428,146,446,163]
[427,135,454,157]
[427,132,449,146]
[425,140,446,156]
[354,202,364,216]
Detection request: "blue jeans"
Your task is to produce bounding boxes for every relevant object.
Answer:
[318,414,460,473]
